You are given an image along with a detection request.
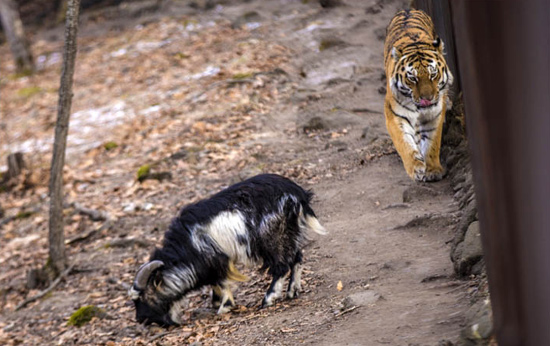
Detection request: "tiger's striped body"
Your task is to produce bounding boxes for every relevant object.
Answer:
[384,10,453,182]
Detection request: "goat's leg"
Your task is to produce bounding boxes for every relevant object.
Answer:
[287,251,303,299]
[214,283,235,314]
[212,285,223,308]
[261,266,288,308]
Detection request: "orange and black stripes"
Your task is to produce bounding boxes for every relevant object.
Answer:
[383,9,453,182]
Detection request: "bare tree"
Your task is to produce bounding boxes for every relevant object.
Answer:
[0,0,33,73]
[48,0,81,277]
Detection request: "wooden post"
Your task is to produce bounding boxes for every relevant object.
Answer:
[451,1,550,345]
[413,0,461,97]
[48,0,81,276]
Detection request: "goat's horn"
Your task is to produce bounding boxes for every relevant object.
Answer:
[134,260,164,290]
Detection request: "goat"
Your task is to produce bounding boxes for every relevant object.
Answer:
[128,174,326,326]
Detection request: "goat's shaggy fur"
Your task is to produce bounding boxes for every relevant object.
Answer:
[129,174,325,326]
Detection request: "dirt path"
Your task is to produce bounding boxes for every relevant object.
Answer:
[211,1,469,345]
[0,1,470,345]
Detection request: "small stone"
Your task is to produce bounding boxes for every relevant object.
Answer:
[123,203,137,213]
[232,11,262,29]
[361,126,369,139]
[342,290,380,309]
[458,299,493,344]
[303,116,328,133]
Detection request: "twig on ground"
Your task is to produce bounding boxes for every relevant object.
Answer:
[15,263,76,311]
[71,202,110,221]
[335,305,359,317]
[66,220,111,245]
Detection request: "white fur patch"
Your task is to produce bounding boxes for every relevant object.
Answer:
[264,277,285,306]
[169,297,189,324]
[128,287,140,300]
[287,264,303,299]
[259,212,281,235]
[163,266,197,296]
[303,215,327,235]
[204,210,253,266]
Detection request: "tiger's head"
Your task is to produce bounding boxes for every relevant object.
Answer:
[389,38,453,111]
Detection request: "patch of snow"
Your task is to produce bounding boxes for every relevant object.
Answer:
[245,22,262,30]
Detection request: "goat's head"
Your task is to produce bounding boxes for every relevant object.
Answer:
[128,260,179,327]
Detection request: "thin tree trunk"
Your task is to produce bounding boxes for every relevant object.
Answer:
[48,0,81,277]
[0,0,33,73]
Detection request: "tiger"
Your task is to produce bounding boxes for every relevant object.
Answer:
[383,9,453,182]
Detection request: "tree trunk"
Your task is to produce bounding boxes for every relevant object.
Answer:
[48,0,81,277]
[0,0,33,73]
[5,152,26,181]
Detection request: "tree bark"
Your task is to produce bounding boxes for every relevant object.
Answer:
[0,0,33,73]
[48,0,81,277]
[5,152,26,181]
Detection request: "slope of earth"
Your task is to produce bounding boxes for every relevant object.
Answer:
[0,0,469,345]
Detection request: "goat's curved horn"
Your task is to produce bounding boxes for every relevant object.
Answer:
[134,260,164,290]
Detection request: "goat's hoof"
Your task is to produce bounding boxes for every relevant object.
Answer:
[217,305,232,314]
[260,300,272,309]
[287,290,299,299]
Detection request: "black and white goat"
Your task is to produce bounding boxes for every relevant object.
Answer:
[128,174,326,326]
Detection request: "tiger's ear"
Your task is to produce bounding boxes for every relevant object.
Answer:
[433,37,445,53]
[391,47,401,61]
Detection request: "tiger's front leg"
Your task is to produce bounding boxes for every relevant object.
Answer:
[420,108,446,182]
[385,110,426,181]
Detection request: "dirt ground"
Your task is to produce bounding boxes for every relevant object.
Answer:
[0,0,470,345]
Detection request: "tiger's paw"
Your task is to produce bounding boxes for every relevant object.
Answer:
[424,165,446,182]
[411,162,427,182]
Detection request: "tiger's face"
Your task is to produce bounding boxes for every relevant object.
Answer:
[390,43,453,112]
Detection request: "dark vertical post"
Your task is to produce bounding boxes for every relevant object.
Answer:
[451,1,550,345]
[414,0,461,95]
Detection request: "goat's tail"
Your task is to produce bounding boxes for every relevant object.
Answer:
[300,203,327,235]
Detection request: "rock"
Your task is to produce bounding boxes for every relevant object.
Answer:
[361,126,369,139]
[67,305,108,327]
[318,37,347,51]
[232,11,262,29]
[319,0,342,8]
[123,203,137,213]
[342,290,380,309]
[326,140,347,152]
[452,221,484,276]
[303,116,328,133]
[302,60,356,88]
[457,299,493,345]
[169,148,187,161]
